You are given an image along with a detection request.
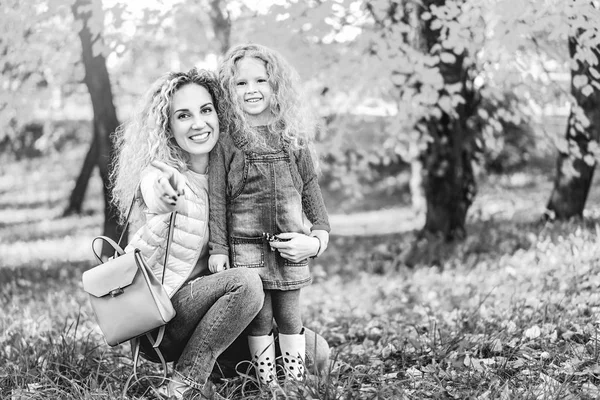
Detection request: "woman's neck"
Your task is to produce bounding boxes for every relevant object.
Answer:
[188,155,208,174]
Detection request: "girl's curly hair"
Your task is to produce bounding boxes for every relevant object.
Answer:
[218,43,318,151]
[110,68,222,223]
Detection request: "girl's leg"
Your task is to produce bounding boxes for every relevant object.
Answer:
[272,290,305,380]
[144,268,263,391]
[271,289,302,334]
[248,290,273,336]
[247,291,277,386]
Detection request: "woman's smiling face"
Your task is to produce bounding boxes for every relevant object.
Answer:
[234,57,273,126]
[170,83,219,161]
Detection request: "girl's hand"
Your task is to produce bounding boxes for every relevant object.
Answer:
[269,232,321,263]
[309,229,329,257]
[209,254,230,273]
[151,160,185,206]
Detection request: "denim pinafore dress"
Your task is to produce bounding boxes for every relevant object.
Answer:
[228,135,311,291]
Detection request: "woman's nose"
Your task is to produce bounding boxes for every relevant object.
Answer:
[191,116,207,129]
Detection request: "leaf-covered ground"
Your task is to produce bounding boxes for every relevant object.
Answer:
[3,149,600,399]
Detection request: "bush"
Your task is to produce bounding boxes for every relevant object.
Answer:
[483,122,537,174]
[0,120,91,161]
[317,114,412,212]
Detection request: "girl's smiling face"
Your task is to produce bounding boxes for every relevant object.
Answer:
[234,57,273,126]
[170,83,219,169]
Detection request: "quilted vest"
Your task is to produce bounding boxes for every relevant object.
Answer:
[125,169,209,298]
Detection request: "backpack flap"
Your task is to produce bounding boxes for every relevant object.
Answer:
[82,250,139,298]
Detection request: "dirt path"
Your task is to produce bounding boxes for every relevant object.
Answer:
[328,174,564,237]
[329,207,422,236]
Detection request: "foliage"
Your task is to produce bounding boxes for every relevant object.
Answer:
[4,128,600,399]
[0,0,78,140]
[0,1,585,197]
[317,114,412,212]
[4,0,600,207]
[0,120,91,162]
[255,0,600,203]
[0,0,232,152]
[492,0,600,172]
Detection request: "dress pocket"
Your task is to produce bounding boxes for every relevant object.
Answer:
[231,236,264,268]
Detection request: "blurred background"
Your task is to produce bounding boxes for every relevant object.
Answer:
[2,0,597,253]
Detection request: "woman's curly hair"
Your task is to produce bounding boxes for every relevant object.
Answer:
[110,68,222,223]
[218,43,317,151]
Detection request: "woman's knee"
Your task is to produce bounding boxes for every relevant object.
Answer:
[236,268,263,293]
[228,268,264,309]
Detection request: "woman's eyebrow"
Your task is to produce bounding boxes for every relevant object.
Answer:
[173,102,213,113]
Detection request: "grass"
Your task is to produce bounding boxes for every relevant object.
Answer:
[3,146,600,399]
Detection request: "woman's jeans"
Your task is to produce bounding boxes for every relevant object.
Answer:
[140,268,264,387]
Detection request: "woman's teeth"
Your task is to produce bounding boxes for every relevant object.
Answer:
[190,132,209,142]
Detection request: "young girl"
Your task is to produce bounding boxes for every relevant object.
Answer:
[208,44,331,386]
[110,68,264,399]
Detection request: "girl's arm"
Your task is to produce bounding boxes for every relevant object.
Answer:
[208,141,230,257]
[296,147,330,255]
[296,148,330,231]
[271,148,330,262]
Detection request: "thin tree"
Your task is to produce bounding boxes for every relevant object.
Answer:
[208,0,231,54]
[71,0,124,255]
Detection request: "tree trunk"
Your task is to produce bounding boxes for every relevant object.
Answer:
[63,135,97,216]
[408,142,426,216]
[72,0,125,256]
[209,0,231,54]
[416,0,477,240]
[366,0,477,241]
[422,131,475,240]
[546,36,600,220]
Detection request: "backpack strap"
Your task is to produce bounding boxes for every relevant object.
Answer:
[122,337,141,398]
[91,236,125,264]
[118,194,176,397]
[117,194,137,248]
[122,326,168,398]
[161,211,177,284]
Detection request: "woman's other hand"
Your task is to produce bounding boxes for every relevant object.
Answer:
[269,232,321,263]
[209,254,230,273]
